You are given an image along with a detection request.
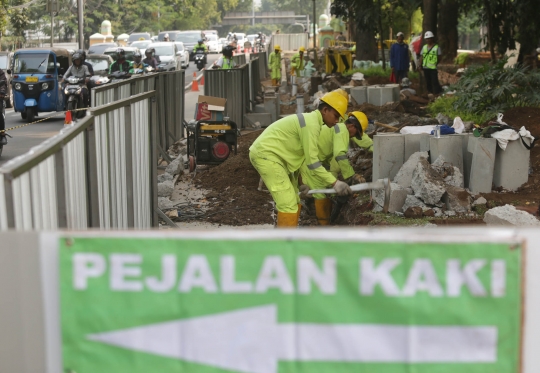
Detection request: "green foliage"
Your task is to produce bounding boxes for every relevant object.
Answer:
[450,57,540,118]
[343,66,391,78]
[427,96,491,124]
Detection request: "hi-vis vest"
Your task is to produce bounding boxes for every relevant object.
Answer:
[222,57,235,69]
[421,44,439,69]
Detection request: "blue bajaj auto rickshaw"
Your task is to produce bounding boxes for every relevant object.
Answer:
[11,48,71,122]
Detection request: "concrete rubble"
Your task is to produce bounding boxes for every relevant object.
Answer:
[394,151,429,188]
[157,180,174,197]
[372,182,409,213]
[411,158,447,205]
[472,197,487,206]
[484,205,540,226]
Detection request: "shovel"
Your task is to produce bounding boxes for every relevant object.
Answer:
[303,178,392,213]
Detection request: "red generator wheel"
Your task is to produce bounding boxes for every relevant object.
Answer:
[212,141,230,160]
[189,155,196,172]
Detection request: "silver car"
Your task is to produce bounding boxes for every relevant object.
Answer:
[147,42,182,71]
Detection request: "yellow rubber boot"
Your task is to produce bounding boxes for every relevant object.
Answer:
[277,211,299,228]
[314,198,332,226]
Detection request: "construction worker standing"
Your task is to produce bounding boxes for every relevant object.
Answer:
[300,110,366,225]
[249,90,351,227]
[291,47,306,77]
[418,31,442,94]
[269,45,282,86]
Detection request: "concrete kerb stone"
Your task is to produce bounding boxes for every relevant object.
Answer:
[429,136,464,175]
[451,133,473,188]
[350,86,368,105]
[404,134,427,161]
[372,181,408,213]
[394,151,429,188]
[484,204,540,226]
[493,138,531,191]
[372,134,405,181]
[468,137,497,194]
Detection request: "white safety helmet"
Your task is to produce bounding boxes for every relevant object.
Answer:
[401,77,410,87]
[424,31,435,39]
[396,32,404,37]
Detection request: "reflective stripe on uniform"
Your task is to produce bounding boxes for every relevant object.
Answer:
[334,125,340,133]
[335,154,348,161]
[296,113,306,128]
[307,161,322,170]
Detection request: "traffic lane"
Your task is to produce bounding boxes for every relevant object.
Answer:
[0,108,66,165]
[184,53,220,82]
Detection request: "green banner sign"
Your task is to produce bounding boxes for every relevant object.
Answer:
[60,237,522,373]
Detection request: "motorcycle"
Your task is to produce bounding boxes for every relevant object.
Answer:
[64,76,88,119]
[108,71,132,83]
[194,47,206,71]
[0,100,11,157]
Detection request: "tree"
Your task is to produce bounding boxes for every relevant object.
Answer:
[332,0,378,61]
[9,0,30,48]
[422,0,438,37]
[437,0,459,62]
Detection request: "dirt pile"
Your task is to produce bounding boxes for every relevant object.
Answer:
[194,130,274,225]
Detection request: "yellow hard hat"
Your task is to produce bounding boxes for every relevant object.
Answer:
[139,37,145,41]
[320,90,348,119]
[335,88,349,100]
[299,46,306,52]
[274,45,281,51]
[348,111,369,132]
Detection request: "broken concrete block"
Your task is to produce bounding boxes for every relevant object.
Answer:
[484,204,540,226]
[158,197,175,210]
[493,138,531,191]
[402,195,428,211]
[468,137,497,194]
[157,180,174,197]
[404,206,423,218]
[394,151,429,188]
[444,210,457,217]
[165,155,183,176]
[372,134,405,181]
[350,86,368,105]
[158,173,174,183]
[442,185,471,213]
[473,197,487,206]
[372,182,408,213]
[432,155,464,188]
[433,207,443,217]
[411,158,447,205]
[429,136,464,175]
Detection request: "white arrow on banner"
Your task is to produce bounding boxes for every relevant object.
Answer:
[87,305,497,373]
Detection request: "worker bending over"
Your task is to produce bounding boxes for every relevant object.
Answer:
[291,47,306,77]
[348,111,373,152]
[249,90,351,227]
[300,111,367,225]
[269,45,282,86]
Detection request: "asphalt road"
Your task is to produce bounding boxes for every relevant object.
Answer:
[0,53,222,167]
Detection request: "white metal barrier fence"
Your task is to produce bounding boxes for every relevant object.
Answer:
[0,92,158,231]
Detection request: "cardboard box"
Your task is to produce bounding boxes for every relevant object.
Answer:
[195,95,226,121]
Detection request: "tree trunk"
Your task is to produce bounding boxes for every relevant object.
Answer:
[483,0,497,63]
[422,0,438,38]
[378,0,386,69]
[355,29,378,61]
[437,0,459,62]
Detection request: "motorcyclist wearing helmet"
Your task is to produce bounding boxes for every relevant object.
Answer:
[77,49,94,75]
[143,48,158,69]
[194,38,208,64]
[109,48,132,74]
[64,52,91,106]
[130,51,145,72]
[213,45,236,69]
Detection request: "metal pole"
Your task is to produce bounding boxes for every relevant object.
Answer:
[252,0,255,26]
[50,12,54,47]
[77,0,84,49]
[312,0,316,49]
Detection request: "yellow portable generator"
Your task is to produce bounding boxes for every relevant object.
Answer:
[186,119,238,172]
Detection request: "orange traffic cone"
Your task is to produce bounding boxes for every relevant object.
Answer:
[200,71,205,86]
[191,72,199,92]
[64,110,73,126]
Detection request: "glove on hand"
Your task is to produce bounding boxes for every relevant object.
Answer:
[333,180,352,196]
[299,184,312,199]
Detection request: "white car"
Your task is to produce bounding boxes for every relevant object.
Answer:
[218,38,228,50]
[130,40,152,56]
[147,42,182,71]
[205,34,220,54]
[235,33,246,52]
[174,42,190,68]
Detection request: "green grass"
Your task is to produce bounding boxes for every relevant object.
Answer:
[367,212,432,226]
[427,96,492,124]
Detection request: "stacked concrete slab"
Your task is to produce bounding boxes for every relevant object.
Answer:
[372,134,405,181]
[263,95,279,122]
[368,86,395,106]
[493,138,531,190]
[468,137,497,194]
[405,134,428,161]
[451,133,473,188]
[350,86,368,105]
